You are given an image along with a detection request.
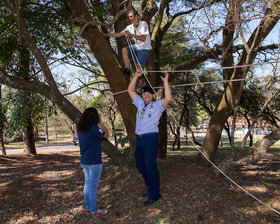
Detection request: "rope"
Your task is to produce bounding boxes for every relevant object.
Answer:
[144,60,280,73]
[192,69,204,89]
[187,134,280,215]
[122,31,280,215]
[122,33,280,216]
[112,74,280,96]
[124,34,139,70]
[166,85,280,215]
[124,34,157,97]
[167,108,280,215]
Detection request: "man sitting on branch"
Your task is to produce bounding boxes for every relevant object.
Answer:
[103,9,152,81]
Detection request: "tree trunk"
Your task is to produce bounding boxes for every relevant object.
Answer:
[0,123,6,155]
[0,131,5,155]
[176,127,181,149]
[218,129,280,172]
[185,128,188,145]
[0,84,6,155]
[158,111,167,159]
[249,131,253,147]
[241,89,280,150]
[45,112,49,145]
[189,129,202,147]
[172,134,177,151]
[66,0,136,149]
[34,126,38,141]
[197,80,244,165]
[224,122,232,144]
[23,118,36,155]
[251,128,280,155]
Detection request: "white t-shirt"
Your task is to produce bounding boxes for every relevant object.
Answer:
[123,21,152,50]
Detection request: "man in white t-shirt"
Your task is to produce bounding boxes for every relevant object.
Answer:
[103,9,152,81]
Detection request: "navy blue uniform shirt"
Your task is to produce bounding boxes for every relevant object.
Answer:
[78,124,105,165]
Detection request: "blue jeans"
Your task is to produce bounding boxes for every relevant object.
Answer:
[135,133,161,201]
[125,45,151,67]
[81,163,103,212]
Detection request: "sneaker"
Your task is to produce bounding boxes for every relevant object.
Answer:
[122,67,131,76]
[144,196,160,206]
[94,209,108,216]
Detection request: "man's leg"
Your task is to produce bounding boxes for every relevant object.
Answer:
[135,49,151,86]
[142,135,161,203]
[135,137,148,187]
[122,47,130,69]
[121,46,133,82]
[136,49,151,68]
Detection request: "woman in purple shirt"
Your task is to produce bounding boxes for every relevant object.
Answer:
[77,107,109,215]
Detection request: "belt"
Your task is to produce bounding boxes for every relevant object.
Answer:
[136,132,158,138]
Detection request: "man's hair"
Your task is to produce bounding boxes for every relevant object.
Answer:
[127,8,139,16]
[77,107,100,133]
[141,85,154,94]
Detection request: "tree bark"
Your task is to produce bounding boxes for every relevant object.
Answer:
[0,130,6,155]
[23,118,36,155]
[65,0,136,149]
[158,111,167,159]
[0,84,6,155]
[45,112,49,145]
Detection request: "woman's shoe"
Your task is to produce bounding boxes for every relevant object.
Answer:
[94,209,108,216]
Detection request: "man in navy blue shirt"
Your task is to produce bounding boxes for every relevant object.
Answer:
[128,70,172,206]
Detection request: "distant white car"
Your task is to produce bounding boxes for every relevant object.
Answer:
[73,133,79,146]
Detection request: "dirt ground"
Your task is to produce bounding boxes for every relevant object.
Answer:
[0,148,280,224]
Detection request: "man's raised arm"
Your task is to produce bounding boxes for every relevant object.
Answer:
[161,72,172,108]
[128,69,142,101]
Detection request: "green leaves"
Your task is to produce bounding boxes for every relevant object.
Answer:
[87,0,107,17]
[3,91,48,136]
[112,130,131,158]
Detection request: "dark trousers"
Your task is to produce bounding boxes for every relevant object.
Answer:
[135,133,161,201]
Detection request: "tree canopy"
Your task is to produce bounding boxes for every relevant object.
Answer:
[0,0,279,162]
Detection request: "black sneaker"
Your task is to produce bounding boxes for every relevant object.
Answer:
[144,197,160,206]
[122,67,131,76]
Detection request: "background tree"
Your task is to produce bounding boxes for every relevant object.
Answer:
[4,90,47,154]
[196,0,280,164]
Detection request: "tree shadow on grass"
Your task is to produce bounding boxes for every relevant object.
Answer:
[0,152,85,223]
[1,151,280,223]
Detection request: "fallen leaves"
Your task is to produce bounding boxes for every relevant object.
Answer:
[0,151,280,223]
